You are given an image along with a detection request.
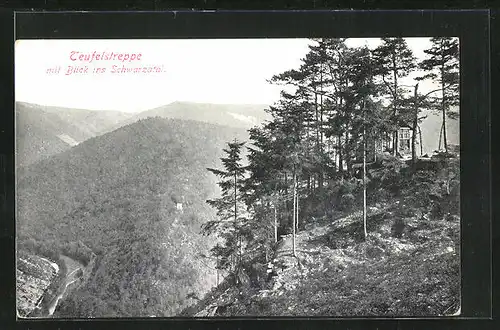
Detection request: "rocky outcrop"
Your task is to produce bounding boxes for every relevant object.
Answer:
[16,255,59,317]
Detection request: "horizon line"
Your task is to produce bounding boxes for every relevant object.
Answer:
[15,100,273,113]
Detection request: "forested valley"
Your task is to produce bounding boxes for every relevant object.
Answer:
[16,118,249,317]
[16,37,460,318]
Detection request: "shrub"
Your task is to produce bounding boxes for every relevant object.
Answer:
[339,194,355,212]
[391,218,405,238]
[430,203,444,220]
[368,187,390,204]
[375,156,408,196]
[446,179,460,215]
[404,170,435,210]
[432,150,457,160]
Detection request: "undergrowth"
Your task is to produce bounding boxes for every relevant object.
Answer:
[182,157,461,317]
[222,239,459,317]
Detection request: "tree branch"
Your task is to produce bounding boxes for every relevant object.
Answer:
[381,75,396,98]
[272,80,338,102]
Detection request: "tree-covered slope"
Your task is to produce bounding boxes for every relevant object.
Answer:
[181,157,461,317]
[16,117,249,317]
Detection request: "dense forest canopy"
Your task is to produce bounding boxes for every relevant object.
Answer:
[17,118,249,317]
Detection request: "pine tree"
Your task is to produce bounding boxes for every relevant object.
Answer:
[406,82,434,166]
[270,39,343,189]
[420,37,459,152]
[243,125,283,258]
[203,139,248,278]
[343,46,387,239]
[244,38,423,246]
[372,37,417,156]
[318,40,352,178]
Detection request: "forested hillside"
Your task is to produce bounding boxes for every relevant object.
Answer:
[17,117,249,317]
[16,102,132,166]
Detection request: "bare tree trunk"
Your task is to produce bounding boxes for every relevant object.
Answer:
[292,169,297,258]
[315,87,320,155]
[274,201,278,243]
[418,125,423,155]
[363,103,368,241]
[295,190,299,233]
[412,84,419,167]
[319,68,324,189]
[442,98,448,152]
[338,134,343,176]
[284,172,288,216]
[394,131,399,157]
[345,131,352,175]
[438,122,444,150]
[392,53,399,158]
[234,167,241,266]
[441,43,448,152]
[284,172,288,194]
[320,66,324,147]
[338,97,344,177]
[216,256,219,286]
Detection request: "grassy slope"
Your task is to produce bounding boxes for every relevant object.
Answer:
[183,159,460,317]
[230,214,459,317]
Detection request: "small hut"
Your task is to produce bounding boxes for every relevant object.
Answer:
[176,203,183,211]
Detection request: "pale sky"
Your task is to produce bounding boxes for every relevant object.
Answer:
[15,38,447,113]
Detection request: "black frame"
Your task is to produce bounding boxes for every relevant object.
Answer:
[1,9,492,330]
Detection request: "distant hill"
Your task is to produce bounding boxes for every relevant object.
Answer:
[15,102,133,167]
[419,109,459,155]
[109,101,272,131]
[16,100,457,168]
[16,117,249,317]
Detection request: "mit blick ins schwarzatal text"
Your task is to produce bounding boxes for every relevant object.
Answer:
[50,51,165,75]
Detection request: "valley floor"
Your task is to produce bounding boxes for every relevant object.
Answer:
[47,255,85,316]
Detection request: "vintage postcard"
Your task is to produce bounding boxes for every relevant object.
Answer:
[15,37,460,318]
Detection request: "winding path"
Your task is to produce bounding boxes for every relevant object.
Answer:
[47,255,84,316]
